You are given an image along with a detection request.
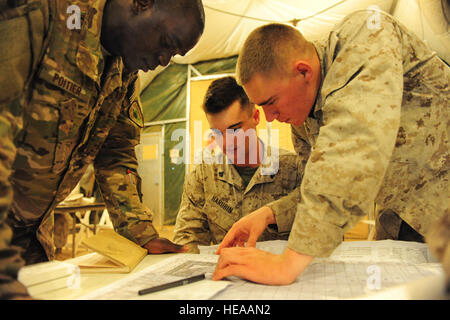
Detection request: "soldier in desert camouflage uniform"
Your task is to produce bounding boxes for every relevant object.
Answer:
[173,77,302,252]
[212,9,449,285]
[0,0,204,299]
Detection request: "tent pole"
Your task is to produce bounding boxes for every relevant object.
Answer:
[185,65,192,176]
[160,124,165,226]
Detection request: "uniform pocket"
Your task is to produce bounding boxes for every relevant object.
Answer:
[18,99,59,172]
[25,55,94,173]
[207,195,238,232]
[18,93,90,174]
[53,98,90,173]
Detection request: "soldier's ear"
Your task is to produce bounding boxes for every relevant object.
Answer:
[294,61,313,82]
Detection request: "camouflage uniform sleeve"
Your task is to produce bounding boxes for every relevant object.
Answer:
[0,106,30,299]
[265,155,303,233]
[94,78,158,247]
[173,165,212,251]
[0,0,48,299]
[288,13,404,257]
[425,212,450,290]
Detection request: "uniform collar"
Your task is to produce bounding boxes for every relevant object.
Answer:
[290,39,327,140]
[214,141,277,192]
[310,38,327,117]
[245,143,278,192]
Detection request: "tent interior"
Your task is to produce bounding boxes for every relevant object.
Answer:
[123,0,449,236]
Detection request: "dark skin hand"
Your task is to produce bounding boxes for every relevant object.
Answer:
[143,237,188,254]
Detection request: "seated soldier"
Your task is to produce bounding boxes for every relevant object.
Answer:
[173,76,302,253]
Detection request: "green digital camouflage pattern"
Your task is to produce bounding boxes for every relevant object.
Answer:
[173,147,303,252]
[0,0,158,298]
[0,0,48,299]
[286,10,449,258]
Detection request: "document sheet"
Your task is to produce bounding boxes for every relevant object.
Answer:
[80,240,444,300]
[202,240,443,300]
[78,254,228,300]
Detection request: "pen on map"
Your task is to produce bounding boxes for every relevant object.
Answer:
[138,273,206,296]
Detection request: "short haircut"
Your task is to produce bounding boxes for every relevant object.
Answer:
[237,23,315,85]
[203,77,253,116]
[132,0,205,32]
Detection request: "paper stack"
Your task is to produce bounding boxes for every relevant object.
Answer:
[18,260,79,296]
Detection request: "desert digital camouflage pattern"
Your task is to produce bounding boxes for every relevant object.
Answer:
[173,147,302,252]
[0,0,157,298]
[426,211,450,291]
[287,10,449,258]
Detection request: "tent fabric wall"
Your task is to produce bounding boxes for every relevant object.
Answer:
[140,64,187,122]
[161,122,186,225]
[139,0,449,89]
[141,56,238,122]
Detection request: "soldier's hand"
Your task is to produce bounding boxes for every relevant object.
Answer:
[216,206,275,254]
[212,247,314,285]
[143,237,189,254]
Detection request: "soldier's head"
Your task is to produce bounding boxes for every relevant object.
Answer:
[203,76,262,167]
[237,23,321,127]
[101,0,205,72]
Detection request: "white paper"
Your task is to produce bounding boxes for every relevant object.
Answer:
[78,240,445,300]
[18,260,77,287]
[322,240,439,264]
[203,240,444,300]
[78,254,229,300]
[198,239,287,255]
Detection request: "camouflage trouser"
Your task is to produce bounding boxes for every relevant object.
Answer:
[0,20,30,293]
[8,220,49,265]
[0,11,30,294]
[0,0,49,298]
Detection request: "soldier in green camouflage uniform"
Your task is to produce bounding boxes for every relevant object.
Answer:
[0,0,204,299]
[213,10,449,285]
[174,78,302,252]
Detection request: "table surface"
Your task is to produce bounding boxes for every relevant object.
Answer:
[24,241,449,300]
[54,201,106,213]
[32,254,175,300]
